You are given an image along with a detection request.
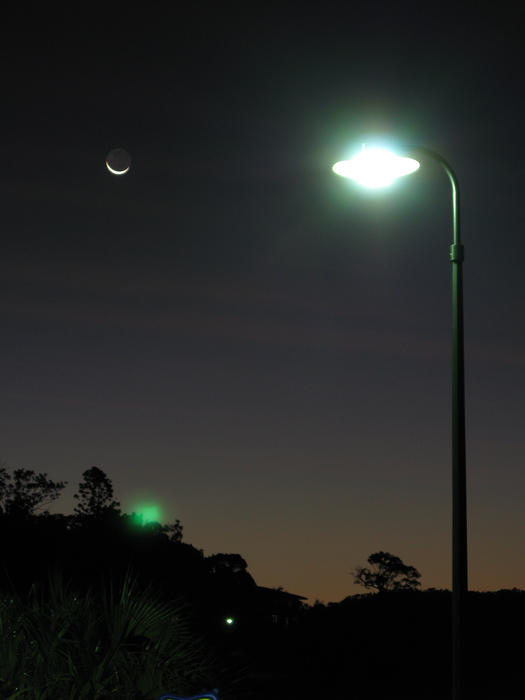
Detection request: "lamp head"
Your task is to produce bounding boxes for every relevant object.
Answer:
[332,144,420,188]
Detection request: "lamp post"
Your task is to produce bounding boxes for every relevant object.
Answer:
[332,145,467,700]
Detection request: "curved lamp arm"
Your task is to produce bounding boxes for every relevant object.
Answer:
[408,146,462,253]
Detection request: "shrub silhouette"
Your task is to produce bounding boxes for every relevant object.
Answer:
[0,563,215,699]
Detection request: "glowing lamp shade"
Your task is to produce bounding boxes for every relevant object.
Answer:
[332,146,420,188]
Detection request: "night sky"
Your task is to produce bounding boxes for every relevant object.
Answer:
[1,2,524,603]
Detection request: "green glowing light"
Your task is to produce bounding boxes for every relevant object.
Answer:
[225,617,234,625]
[332,144,420,188]
[131,503,161,525]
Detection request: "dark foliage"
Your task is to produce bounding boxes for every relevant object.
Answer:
[352,550,422,593]
[73,465,121,519]
[0,464,67,518]
[0,465,523,700]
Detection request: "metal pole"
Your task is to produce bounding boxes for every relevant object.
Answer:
[448,165,467,700]
[413,148,468,699]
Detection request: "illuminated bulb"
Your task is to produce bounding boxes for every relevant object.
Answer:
[332,145,420,188]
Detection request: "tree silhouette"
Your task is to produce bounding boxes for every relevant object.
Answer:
[160,519,183,543]
[0,464,67,518]
[73,466,121,519]
[352,551,421,593]
[128,510,183,543]
[207,553,249,574]
[206,553,256,593]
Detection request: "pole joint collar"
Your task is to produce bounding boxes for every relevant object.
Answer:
[450,243,464,262]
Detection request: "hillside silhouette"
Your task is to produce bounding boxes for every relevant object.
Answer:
[0,464,523,699]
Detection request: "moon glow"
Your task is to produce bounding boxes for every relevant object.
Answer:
[106,147,131,175]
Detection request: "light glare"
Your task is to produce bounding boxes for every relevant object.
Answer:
[332,146,420,188]
[132,504,161,525]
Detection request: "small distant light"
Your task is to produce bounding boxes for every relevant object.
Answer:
[225,617,234,625]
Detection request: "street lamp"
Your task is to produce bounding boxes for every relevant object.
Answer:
[333,144,467,700]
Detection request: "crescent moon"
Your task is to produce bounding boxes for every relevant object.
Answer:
[106,161,130,175]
